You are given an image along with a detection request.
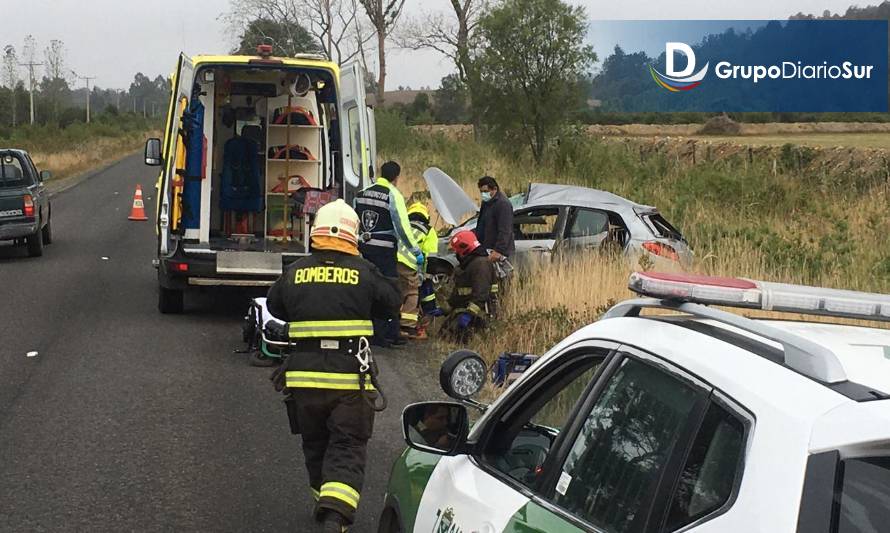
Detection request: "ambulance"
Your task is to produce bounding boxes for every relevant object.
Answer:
[144,46,375,313]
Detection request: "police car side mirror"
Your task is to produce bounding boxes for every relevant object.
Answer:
[439,350,487,401]
[401,401,469,456]
[39,170,51,182]
[144,138,162,166]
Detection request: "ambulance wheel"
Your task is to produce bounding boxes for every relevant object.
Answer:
[158,286,184,314]
[26,227,44,257]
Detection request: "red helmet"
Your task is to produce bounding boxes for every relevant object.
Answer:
[450,230,481,257]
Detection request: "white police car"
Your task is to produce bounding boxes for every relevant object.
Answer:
[378,272,890,533]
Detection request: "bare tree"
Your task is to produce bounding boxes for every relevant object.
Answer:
[2,46,19,126]
[358,0,406,106]
[43,39,66,80]
[224,0,372,65]
[43,39,70,122]
[398,1,487,134]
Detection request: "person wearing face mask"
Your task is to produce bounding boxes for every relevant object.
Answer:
[473,176,514,317]
[473,176,515,264]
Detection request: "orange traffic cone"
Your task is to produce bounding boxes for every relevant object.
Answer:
[128,184,148,221]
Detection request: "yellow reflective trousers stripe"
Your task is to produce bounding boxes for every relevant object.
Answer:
[288,319,373,338]
[456,287,472,296]
[320,481,360,509]
[284,371,376,391]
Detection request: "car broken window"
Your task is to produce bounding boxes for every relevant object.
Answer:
[642,212,685,242]
[514,207,559,240]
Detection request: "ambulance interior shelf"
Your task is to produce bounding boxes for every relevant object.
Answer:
[264,92,325,244]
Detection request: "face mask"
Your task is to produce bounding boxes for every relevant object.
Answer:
[481,191,492,202]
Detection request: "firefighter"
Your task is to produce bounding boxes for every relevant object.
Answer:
[396,201,438,340]
[266,199,400,533]
[353,161,423,348]
[441,230,495,341]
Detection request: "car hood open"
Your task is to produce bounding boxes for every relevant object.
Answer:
[422,167,479,226]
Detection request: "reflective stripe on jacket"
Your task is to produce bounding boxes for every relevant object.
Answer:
[354,178,420,255]
[397,212,438,270]
[266,250,401,389]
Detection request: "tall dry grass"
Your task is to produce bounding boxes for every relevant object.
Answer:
[376,111,890,365]
[29,132,155,182]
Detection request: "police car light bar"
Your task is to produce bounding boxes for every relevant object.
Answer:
[629,271,890,323]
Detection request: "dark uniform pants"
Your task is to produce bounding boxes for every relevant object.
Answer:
[359,244,399,343]
[295,388,375,524]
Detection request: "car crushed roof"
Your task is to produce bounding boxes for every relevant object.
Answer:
[421,167,656,226]
[523,183,655,212]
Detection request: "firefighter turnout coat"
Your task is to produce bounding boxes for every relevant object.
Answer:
[447,250,496,319]
[266,249,400,524]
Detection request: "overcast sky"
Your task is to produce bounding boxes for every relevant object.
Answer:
[0,0,866,91]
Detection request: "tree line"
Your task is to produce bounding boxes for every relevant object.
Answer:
[1,36,169,133]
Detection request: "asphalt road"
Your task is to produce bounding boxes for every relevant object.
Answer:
[0,154,430,532]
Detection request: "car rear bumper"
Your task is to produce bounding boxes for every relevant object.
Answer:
[0,220,38,240]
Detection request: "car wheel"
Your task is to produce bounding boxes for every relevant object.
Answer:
[158,286,184,314]
[26,227,44,257]
[41,218,53,244]
[377,506,403,533]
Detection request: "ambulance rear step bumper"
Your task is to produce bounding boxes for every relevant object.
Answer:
[188,277,276,287]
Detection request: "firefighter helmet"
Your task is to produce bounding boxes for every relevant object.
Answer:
[449,230,481,258]
[407,201,429,219]
[311,199,360,246]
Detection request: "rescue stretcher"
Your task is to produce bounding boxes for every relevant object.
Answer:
[241,297,290,367]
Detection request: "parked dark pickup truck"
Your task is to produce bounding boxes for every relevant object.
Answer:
[0,149,52,257]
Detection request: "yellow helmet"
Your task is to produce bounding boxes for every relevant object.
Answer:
[310,199,359,246]
[407,201,429,219]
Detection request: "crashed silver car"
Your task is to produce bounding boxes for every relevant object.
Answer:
[421,167,693,276]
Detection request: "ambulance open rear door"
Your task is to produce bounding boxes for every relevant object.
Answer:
[338,61,374,197]
[158,53,194,256]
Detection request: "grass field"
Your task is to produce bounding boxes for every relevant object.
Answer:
[689,133,890,149]
[381,116,890,366]
[2,119,160,181]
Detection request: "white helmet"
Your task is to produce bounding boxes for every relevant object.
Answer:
[310,199,360,246]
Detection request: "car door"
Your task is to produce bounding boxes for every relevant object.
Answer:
[561,207,610,253]
[158,53,194,256]
[512,206,564,267]
[412,342,617,532]
[513,346,751,533]
[339,60,373,195]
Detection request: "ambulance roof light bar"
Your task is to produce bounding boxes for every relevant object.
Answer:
[628,271,890,324]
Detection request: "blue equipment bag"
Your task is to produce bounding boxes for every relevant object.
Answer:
[491,352,540,387]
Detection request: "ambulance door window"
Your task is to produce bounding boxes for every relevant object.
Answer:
[347,106,362,178]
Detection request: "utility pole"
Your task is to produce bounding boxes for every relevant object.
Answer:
[18,60,43,125]
[72,71,96,123]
